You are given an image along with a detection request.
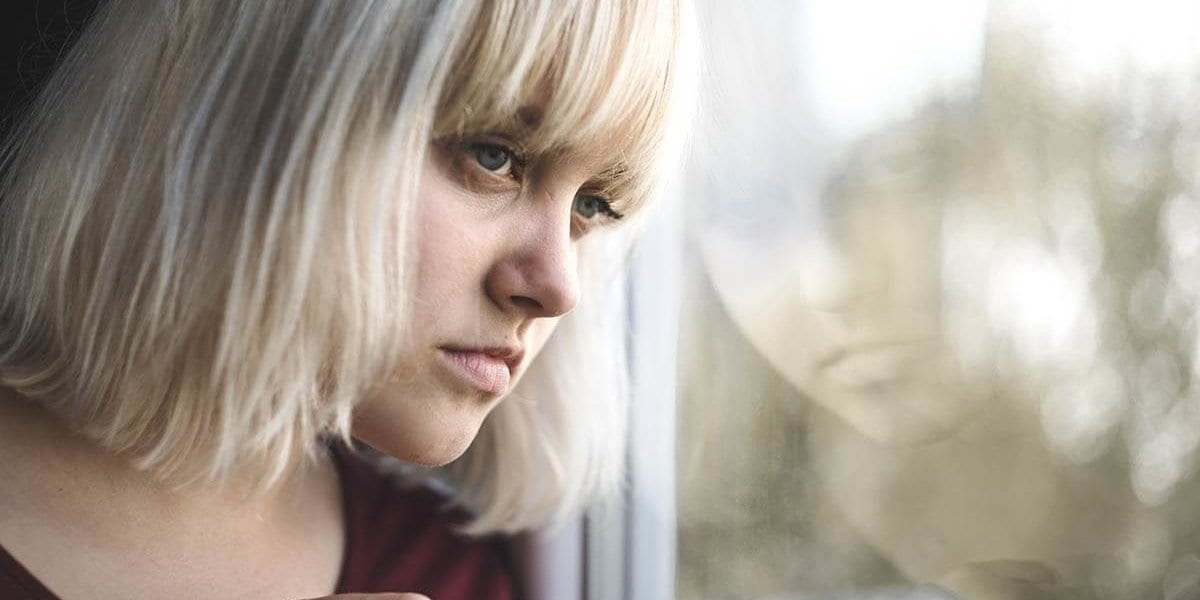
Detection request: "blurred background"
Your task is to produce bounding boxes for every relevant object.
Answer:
[676,0,1200,598]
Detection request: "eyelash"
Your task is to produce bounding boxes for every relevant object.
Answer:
[466,140,527,181]
[456,138,626,227]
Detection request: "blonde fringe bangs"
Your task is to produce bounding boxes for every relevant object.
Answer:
[436,0,681,218]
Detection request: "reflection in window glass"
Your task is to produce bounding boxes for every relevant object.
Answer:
[677,1,1200,598]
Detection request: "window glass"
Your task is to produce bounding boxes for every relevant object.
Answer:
[677,1,1200,598]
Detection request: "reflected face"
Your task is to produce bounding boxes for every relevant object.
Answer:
[703,185,983,446]
[352,128,625,465]
[805,182,989,445]
[701,113,1194,589]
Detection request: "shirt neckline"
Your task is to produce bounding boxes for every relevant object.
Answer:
[0,537,64,600]
[328,441,357,594]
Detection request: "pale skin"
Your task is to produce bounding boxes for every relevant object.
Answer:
[0,112,624,599]
[352,119,626,467]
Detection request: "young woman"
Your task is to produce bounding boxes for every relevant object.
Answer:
[0,1,692,598]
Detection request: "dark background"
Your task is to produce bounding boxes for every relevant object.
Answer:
[0,0,102,140]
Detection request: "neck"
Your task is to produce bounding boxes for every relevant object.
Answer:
[0,387,333,539]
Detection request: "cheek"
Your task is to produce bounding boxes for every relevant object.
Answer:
[417,182,464,264]
[412,166,487,304]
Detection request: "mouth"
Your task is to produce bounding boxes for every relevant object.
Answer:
[816,339,939,392]
[437,345,524,395]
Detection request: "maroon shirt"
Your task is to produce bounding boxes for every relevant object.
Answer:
[0,445,520,599]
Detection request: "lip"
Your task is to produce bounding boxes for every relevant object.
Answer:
[437,345,523,395]
[816,339,939,391]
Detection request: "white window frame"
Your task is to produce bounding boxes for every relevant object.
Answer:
[590,176,685,600]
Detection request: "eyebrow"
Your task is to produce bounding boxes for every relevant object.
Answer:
[499,105,631,183]
[516,104,543,128]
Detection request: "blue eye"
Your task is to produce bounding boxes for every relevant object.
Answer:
[574,194,621,221]
[471,143,512,173]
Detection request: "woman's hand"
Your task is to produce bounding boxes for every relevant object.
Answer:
[935,560,1096,600]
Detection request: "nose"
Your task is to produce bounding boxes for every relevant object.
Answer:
[484,205,580,319]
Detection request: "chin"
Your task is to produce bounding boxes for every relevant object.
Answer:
[351,388,493,466]
[352,413,484,466]
[816,386,976,447]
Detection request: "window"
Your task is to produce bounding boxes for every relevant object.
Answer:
[616,1,1200,599]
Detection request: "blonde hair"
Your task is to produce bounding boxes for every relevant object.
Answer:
[0,0,691,533]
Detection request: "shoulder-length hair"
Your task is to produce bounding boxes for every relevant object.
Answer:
[0,0,692,533]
